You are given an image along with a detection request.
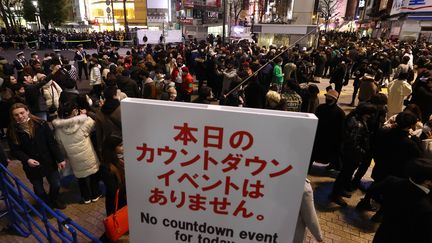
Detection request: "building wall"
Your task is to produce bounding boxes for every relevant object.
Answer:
[292,0,315,25]
[87,0,147,29]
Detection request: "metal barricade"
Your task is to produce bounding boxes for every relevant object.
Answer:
[0,164,101,243]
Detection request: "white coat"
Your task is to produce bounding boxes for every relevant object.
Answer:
[387,79,412,118]
[90,64,102,86]
[293,179,323,243]
[52,114,99,178]
[42,80,62,109]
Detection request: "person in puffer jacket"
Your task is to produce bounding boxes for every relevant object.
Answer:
[42,80,62,121]
[89,58,103,99]
[52,102,101,204]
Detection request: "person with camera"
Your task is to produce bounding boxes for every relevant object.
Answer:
[22,66,62,121]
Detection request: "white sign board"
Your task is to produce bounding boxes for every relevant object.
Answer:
[391,0,432,15]
[137,29,182,44]
[122,99,318,243]
[147,0,169,9]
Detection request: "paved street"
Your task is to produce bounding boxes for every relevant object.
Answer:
[0,48,381,242]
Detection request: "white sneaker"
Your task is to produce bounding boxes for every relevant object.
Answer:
[83,200,91,204]
[91,195,102,202]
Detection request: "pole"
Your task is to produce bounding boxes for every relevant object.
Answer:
[222,0,226,45]
[111,0,116,32]
[123,0,129,35]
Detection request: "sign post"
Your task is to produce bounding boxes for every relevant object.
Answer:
[122,99,318,243]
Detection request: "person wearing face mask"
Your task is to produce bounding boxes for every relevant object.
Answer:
[7,103,67,209]
[310,89,346,172]
[370,158,432,243]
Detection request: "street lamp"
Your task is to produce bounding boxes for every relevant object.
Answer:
[32,0,41,32]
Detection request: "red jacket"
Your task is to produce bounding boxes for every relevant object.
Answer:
[182,73,194,94]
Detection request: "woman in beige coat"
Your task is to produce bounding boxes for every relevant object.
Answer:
[42,80,62,120]
[52,102,101,204]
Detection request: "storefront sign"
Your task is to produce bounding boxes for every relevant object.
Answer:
[391,0,432,15]
[179,18,194,25]
[122,99,318,243]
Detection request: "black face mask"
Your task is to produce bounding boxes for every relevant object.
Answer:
[177,63,183,67]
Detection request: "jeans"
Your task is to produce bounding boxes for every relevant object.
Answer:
[29,170,61,204]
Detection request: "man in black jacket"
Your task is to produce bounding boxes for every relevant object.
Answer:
[371,158,432,243]
[310,89,345,171]
[116,70,140,98]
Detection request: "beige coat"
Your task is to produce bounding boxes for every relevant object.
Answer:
[387,79,412,118]
[52,114,99,178]
[42,80,62,109]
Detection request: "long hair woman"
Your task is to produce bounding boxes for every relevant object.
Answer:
[7,103,67,209]
[100,134,126,216]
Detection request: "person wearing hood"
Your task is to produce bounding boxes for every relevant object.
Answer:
[52,102,101,204]
[89,58,103,99]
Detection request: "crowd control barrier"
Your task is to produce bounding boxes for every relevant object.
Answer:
[0,163,101,243]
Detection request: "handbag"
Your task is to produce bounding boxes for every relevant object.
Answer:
[48,84,57,114]
[403,94,412,106]
[103,189,128,241]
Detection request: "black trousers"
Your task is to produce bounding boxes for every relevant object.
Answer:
[29,170,61,204]
[332,153,363,196]
[77,172,100,201]
[77,61,88,80]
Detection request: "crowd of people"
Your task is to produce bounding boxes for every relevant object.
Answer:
[0,29,431,242]
[0,29,129,50]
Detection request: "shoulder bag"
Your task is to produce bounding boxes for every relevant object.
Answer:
[103,189,128,241]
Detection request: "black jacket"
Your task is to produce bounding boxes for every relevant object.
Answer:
[117,75,140,98]
[311,103,346,164]
[8,120,64,180]
[372,177,432,243]
[372,128,423,181]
